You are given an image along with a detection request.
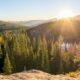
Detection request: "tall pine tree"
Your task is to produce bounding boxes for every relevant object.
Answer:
[3,53,12,74]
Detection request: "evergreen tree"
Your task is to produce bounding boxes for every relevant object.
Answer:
[36,36,50,72]
[5,35,16,72]
[3,53,12,74]
[41,37,50,72]
[66,52,75,72]
[50,42,62,74]
[58,57,64,74]
[36,36,42,69]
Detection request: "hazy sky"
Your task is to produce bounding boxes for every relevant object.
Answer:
[0,0,80,21]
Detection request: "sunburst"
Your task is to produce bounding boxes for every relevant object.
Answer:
[57,8,74,19]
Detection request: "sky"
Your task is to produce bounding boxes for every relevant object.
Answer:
[0,0,80,21]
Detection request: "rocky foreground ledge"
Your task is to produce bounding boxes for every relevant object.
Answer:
[0,70,79,80]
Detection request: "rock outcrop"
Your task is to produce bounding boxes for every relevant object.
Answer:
[0,70,79,80]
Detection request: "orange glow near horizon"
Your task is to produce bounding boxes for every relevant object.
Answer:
[59,19,78,38]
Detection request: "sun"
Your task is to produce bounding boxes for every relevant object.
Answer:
[57,9,74,19]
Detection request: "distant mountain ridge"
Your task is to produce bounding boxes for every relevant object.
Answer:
[27,16,80,42]
[14,18,57,27]
[0,21,29,31]
[18,20,46,27]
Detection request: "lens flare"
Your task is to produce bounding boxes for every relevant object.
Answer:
[57,9,74,19]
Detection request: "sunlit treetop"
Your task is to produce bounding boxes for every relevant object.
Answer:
[0,35,4,44]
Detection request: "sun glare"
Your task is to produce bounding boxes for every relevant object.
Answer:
[57,9,74,19]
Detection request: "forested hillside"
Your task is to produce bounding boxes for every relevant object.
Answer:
[0,30,79,75]
[28,17,80,42]
[0,17,80,75]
